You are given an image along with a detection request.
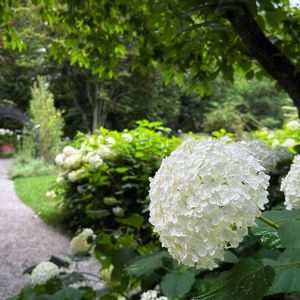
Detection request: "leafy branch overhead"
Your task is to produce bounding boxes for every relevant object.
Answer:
[2,0,300,112]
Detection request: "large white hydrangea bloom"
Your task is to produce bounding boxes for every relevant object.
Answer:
[70,228,96,255]
[140,290,168,300]
[281,155,300,210]
[149,138,269,270]
[242,140,277,173]
[31,261,59,285]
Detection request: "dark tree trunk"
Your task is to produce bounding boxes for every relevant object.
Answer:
[225,5,300,116]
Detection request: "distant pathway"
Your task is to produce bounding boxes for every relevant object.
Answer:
[0,159,101,299]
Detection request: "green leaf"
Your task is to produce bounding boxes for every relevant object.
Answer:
[116,214,144,229]
[115,167,128,173]
[7,285,35,300]
[49,287,82,300]
[266,249,300,295]
[223,251,239,264]
[278,220,300,249]
[251,227,281,249]
[85,209,111,219]
[161,268,195,299]
[125,251,170,277]
[49,255,70,268]
[195,259,275,300]
[111,247,136,269]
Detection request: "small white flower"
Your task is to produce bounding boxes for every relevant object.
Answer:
[46,191,56,199]
[286,120,300,131]
[281,155,300,210]
[70,228,96,255]
[63,146,78,156]
[122,133,133,143]
[283,138,296,148]
[56,176,64,185]
[31,261,59,285]
[55,154,64,166]
[112,206,125,217]
[88,154,103,168]
[106,137,115,145]
[140,290,167,300]
[97,145,111,158]
[68,170,83,182]
[63,154,82,169]
[149,138,269,270]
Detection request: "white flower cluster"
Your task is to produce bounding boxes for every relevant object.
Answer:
[55,146,82,169]
[140,290,167,300]
[281,155,300,210]
[0,128,13,136]
[149,138,269,270]
[242,140,277,173]
[286,120,300,131]
[31,261,59,285]
[70,228,96,255]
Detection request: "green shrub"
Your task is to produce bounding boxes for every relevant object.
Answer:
[45,120,183,296]
[52,120,181,230]
[253,119,300,153]
[27,76,64,162]
[9,153,57,179]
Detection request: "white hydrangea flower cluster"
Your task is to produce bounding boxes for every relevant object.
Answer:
[283,138,296,148]
[122,133,133,143]
[149,138,269,270]
[55,146,82,169]
[0,128,13,135]
[140,290,167,300]
[242,140,277,173]
[70,228,96,255]
[286,120,300,131]
[31,261,59,285]
[280,155,300,210]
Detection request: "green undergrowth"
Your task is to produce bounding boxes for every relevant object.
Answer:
[14,175,64,228]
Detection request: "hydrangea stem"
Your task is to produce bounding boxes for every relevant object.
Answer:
[273,262,300,270]
[258,216,279,230]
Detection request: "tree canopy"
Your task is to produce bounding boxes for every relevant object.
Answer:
[2,0,300,110]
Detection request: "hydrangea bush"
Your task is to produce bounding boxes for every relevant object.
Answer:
[254,119,300,152]
[12,123,300,300]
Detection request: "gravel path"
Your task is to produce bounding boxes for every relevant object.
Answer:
[0,159,102,299]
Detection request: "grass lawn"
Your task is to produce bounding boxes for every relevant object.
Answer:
[14,175,64,228]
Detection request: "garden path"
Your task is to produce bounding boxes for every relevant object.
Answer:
[0,159,102,299]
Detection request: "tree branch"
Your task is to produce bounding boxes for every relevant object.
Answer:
[225,5,300,114]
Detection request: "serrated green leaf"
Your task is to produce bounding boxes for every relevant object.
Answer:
[266,249,300,295]
[161,269,195,299]
[111,247,136,269]
[195,259,275,300]
[49,287,82,300]
[125,251,170,277]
